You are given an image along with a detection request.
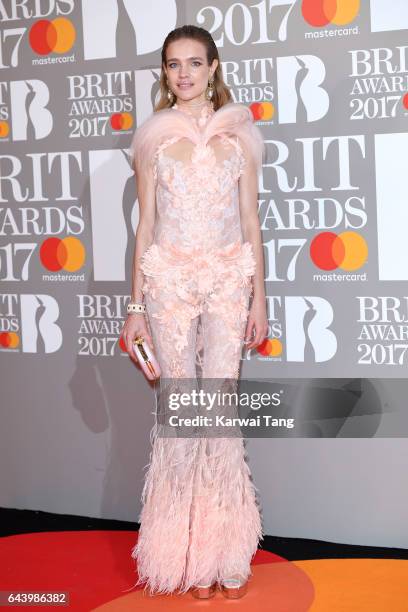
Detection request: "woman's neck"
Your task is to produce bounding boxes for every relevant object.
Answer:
[173,98,213,120]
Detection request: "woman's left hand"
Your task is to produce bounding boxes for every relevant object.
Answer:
[244,296,269,350]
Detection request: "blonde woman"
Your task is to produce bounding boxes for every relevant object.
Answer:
[122,24,268,599]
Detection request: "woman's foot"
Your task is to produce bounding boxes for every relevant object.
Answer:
[220,577,248,599]
[190,582,217,599]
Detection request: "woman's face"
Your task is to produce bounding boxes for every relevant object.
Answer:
[163,38,218,103]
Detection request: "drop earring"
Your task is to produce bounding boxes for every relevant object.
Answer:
[206,75,214,100]
[166,80,174,103]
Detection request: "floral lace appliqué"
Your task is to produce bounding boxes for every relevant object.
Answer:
[141,128,255,378]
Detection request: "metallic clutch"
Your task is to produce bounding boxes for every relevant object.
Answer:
[132,335,161,380]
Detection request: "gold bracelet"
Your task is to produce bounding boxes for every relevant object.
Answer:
[127,302,146,314]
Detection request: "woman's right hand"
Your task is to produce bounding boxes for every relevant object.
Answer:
[121,313,154,366]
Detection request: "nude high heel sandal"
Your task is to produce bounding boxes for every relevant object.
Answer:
[220,577,248,599]
[190,583,218,599]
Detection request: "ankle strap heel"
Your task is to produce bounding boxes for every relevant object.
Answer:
[220,578,248,599]
[190,582,217,599]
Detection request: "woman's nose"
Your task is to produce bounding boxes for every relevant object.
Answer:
[178,65,190,77]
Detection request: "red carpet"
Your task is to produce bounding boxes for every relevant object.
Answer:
[1,530,407,610]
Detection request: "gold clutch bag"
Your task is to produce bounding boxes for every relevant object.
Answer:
[132,336,161,380]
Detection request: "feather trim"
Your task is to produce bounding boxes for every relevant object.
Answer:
[129,109,199,175]
[129,102,265,176]
[129,418,263,595]
[203,102,265,175]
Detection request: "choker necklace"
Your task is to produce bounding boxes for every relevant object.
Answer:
[173,98,211,108]
[172,101,214,126]
[173,101,213,113]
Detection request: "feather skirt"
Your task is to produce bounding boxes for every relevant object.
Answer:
[130,415,264,595]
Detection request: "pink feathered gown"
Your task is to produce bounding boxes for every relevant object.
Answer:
[129,100,265,595]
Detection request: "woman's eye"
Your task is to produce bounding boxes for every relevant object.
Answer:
[168,61,202,68]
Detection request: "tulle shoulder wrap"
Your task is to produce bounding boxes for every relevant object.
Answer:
[129,102,265,176]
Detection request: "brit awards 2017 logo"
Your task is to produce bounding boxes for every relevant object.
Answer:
[260,134,369,284]
[0,151,86,282]
[221,52,330,126]
[348,45,408,121]
[275,54,330,124]
[0,293,63,353]
[66,71,134,139]
[193,0,360,47]
[357,296,408,367]
[246,294,337,364]
[284,295,337,363]
[76,293,129,357]
[0,80,53,142]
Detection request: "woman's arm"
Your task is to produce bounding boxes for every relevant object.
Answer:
[130,163,156,303]
[238,145,268,350]
[121,160,157,357]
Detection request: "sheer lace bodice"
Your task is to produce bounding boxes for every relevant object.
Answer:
[130,101,264,265]
[129,101,264,375]
[128,102,265,313]
[151,103,247,253]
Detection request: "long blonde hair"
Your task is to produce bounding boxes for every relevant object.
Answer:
[154,25,232,112]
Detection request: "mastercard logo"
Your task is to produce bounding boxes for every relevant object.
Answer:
[0,121,10,138]
[257,338,283,357]
[29,17,76,55]
[249,102,275,122]
[39,237,85,272]
[111,113,133,131]
[302,0,360,27]
[0,332,19,349]
[403,93,408,110]
[310,231,368,271]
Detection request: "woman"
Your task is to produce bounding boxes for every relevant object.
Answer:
[121,25,268,599]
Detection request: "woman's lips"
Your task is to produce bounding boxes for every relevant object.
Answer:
[178,83,193,89]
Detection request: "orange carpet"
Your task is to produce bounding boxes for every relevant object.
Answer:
[1,530,407,610]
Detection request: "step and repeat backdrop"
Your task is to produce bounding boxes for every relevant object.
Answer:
[1,0,408,438]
